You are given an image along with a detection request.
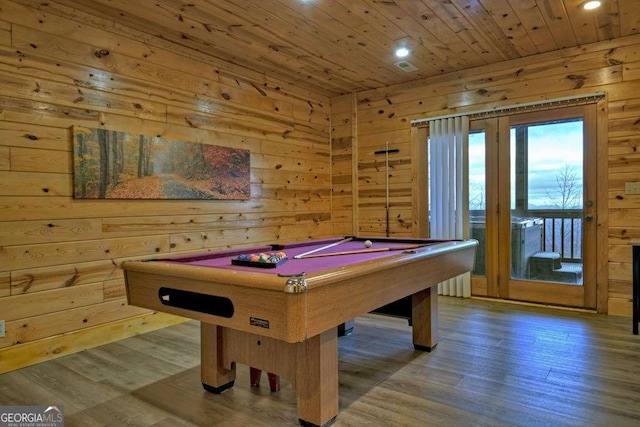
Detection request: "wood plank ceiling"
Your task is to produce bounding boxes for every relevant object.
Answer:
[48,0,640,97]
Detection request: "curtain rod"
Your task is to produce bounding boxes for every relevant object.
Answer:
[411,92,605,126]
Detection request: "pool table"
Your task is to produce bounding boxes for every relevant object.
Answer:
[122,236,477,426]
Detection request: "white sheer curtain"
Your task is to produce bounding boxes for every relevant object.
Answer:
[429,116,471,297]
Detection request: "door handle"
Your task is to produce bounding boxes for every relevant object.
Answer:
[585,213,594,222]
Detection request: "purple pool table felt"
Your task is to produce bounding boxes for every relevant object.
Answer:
[163,238,433,276]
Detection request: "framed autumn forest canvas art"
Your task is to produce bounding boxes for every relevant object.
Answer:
[72,126,251,200]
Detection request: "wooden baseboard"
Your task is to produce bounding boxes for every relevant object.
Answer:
[0,311,187,374]
[470,296,597,313]
[471,295,634,317]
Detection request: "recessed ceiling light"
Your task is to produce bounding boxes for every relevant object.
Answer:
[395,47,410,58]
[581,0,603,10]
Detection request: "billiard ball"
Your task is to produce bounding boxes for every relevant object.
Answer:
[364,240,372,248]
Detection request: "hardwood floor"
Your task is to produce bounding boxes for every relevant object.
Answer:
[1,297,640,426]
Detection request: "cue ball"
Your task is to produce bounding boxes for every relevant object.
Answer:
[364,240,372,248]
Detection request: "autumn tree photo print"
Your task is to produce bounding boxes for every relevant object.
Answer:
[73,127,250,200]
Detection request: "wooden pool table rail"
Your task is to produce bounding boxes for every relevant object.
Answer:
[123,239,474,293]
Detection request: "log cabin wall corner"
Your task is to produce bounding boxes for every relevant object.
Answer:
[0,0,332,372]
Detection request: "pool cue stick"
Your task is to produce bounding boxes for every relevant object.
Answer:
[299,244,425,259]
[374,144,400,237]
[385,142,389,237]
[293,237,354,259]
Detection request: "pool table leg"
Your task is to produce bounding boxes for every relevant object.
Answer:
[296,328,338,427]
[337,319,354,336]
[201,322,236,393]
[267,372,281,391]
[250,367,260,387]
[250,367,280,391]
[411,287,438,352]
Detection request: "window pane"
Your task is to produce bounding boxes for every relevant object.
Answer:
[510,117,584,284]
[526,119,583,209]
[469,130,486,276]
[469,131,485,211]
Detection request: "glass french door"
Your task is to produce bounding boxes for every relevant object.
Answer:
[469,105,597,308]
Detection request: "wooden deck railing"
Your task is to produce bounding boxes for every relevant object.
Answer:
[468,209,584,263]
[534,209,583,262]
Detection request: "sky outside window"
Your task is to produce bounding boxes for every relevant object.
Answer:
[468,131,486,211]
[525,119,583,209]
[468,118,583,211]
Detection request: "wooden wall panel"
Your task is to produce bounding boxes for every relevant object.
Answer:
[0,195,331,222]
[1,235,171,271]
[0,0,331,370]
[331,93,357,236]
[0,273,9,297]
[1,219,103,247]
[0,20,9,47]
[0,300,148,349]
[0,69,166,122]
[0,171,71,196]
[0,122,69,150]
[0,146,9,170]
[11,260,121,295]
[348,33,640,315]
[0,283,104,321]
[10,147,70,173]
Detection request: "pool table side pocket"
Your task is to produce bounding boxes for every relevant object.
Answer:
[124,270,300,342]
